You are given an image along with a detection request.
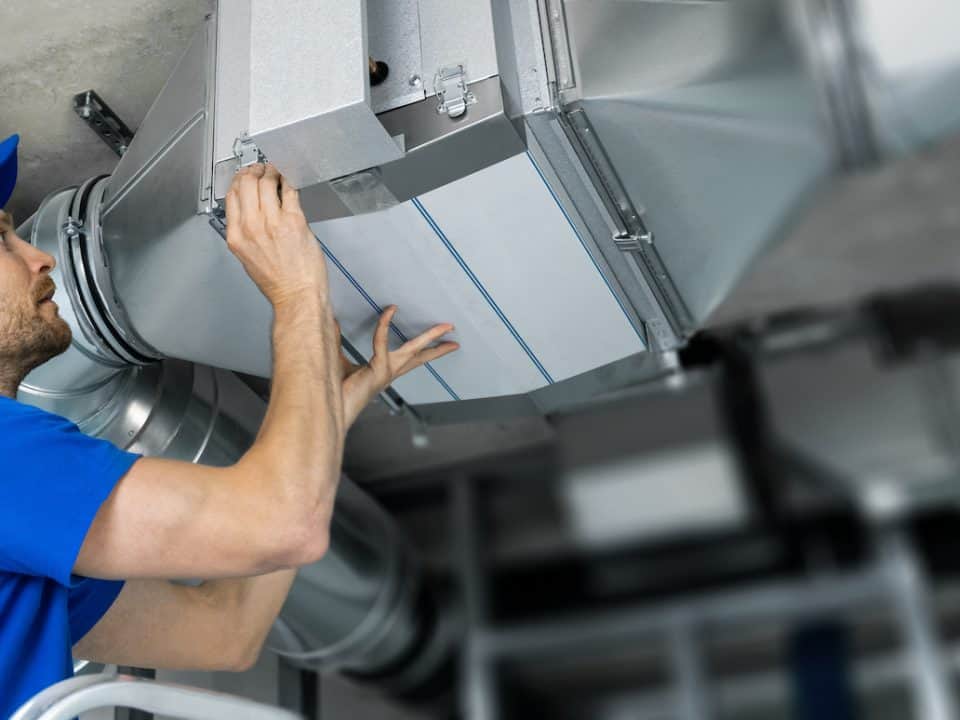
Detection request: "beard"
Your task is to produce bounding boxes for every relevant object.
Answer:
[0,284,73,377]
[15,311,72,368]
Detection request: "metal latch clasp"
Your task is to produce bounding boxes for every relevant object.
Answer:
[232,134,265,167]
[433,64,476,119]
[613,231,654,253]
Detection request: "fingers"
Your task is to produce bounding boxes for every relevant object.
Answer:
[236,164,264,219]
[365,305,459,383]
[397,341,460,377]
[224,187,240,246]
[280,175,303,215]
[259,164,282,224]
[396,322,455,361]
[373,305,397,359]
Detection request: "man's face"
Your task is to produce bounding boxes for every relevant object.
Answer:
[0,210,71,372]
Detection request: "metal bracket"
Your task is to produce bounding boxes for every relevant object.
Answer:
[72,90,135,157]
[433,65,477,119]
[543,0,576,94]
[558,106,694,346]
[232,134,266,167]
[61,217,82,240]
[613,231,654,253]
[208,204,227,239]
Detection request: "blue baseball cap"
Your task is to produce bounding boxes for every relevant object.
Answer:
[0,134,20,209]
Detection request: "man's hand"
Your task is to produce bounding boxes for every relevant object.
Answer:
[339,306,459,427]
[224,163,328,309]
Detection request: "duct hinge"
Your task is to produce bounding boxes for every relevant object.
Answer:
[434,64,476,119]
[233,134,266,167]
[614,231,654,253]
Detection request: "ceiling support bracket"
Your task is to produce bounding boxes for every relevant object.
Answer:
[72,90,135,157]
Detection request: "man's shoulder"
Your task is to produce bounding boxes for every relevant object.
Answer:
[0,396,78,446]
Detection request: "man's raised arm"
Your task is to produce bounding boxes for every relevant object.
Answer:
[75,164,348,580]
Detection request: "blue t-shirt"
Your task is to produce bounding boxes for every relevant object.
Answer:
[0,397,139,717]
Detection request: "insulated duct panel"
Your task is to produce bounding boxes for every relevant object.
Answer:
[316,153,646,403]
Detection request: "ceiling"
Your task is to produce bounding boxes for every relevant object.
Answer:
[0,0,209,223]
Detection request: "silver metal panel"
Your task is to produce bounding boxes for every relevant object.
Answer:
[559,0,834,323]
[376,76,527,204]
[312,199,548,402]
[490,0,551,118]
[368,0,425,113]
[419,0,499,94]
[524,112,679,349]
[580,93,830,324]
[563,0,774,102]
[103,23,211,209]
[103,90,276,375]
[212,0,252,166]
[852,0,960,155]
[420,153,645,381]
[246,0,403,187]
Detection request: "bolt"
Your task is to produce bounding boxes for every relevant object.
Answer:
[79,106,92,119]
[409,74,422,88]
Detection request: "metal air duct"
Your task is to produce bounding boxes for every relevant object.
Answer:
[46,0,960,416]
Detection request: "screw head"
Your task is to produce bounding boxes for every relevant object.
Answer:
[409,74,422,88]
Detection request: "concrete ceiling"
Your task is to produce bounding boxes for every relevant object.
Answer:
[0,0,210,223]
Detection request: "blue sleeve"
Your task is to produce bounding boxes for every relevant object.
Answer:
[0,398,140,585]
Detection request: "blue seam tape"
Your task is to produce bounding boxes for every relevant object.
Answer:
[318,239,460,401]
[411,197,554,385]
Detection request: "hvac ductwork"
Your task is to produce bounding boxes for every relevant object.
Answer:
[15,0,960,697]
[51,0,960,410]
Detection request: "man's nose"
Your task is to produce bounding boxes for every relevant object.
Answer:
[17,233,56,274]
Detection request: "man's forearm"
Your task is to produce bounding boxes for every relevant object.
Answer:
[73,573,298,672]
[196,569,298,669]
[238,293,346,561]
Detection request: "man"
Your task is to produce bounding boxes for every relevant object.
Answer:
[0,132,459,716]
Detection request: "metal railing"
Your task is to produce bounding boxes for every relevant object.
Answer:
[11,673,302,720]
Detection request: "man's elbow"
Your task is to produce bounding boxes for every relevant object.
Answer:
[225,641,261,673]
[282,524,330,568]
[266,512,330,569]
